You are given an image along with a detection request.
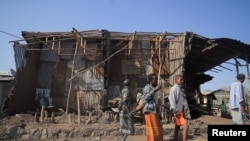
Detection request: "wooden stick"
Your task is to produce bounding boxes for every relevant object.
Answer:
[58,40,61,55]
[77,92,81,124]
[44,110,48,121]
[51,112,55,123]
[89,111,92,122]
[83,38,86,54]
[72,113,75,124]
[68,114,72,123]
[40,105,45,122]
[52,37,55,50]
[34,112,38,122]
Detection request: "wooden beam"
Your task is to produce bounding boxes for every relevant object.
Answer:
[212,68,222,71]
[128,32,136,57]
[32,36,60,58]
[234,58,239,74]
[201,43,218,53]
[218,65,233,71]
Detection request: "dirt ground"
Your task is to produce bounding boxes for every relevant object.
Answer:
[102,115,249,141]
[2,111,248,141]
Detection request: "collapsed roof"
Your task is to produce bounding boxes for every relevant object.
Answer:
[184,33,250,74]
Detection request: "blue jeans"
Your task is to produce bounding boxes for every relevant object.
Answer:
[231,109,246,125]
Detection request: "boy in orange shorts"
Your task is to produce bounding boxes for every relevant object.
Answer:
[169,75,188,141]
[173,111,186,126]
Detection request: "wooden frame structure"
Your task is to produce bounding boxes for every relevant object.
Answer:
[7,29,250,119]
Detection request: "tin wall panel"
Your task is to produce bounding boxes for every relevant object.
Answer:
[13,44,27,70]
[168,35,186,86]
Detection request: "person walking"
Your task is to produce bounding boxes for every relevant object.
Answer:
[229,73,247,125]
[119,79,134,141]
[130,73,163,141]
[169,75,188,141]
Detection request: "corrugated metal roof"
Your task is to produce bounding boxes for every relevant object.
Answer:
[202,89,229,95]
[0,73,15,81]
[0,71,10,75]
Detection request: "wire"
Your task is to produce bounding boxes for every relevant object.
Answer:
[0,30,23,40]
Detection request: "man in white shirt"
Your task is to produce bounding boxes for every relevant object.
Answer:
[229,73,247,125]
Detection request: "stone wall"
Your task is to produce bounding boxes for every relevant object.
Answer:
[0,113,208,140]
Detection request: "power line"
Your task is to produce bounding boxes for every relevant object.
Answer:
[0,30,23,40]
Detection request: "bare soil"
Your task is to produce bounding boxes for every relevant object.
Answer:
[1,112,246,141]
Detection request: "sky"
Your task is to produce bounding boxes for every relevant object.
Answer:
[1,0,250,91]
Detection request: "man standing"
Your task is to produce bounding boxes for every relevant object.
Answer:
[130,73,163,141]
[169,75,188,141]
[229,73,247,125]
[119,79,134,141]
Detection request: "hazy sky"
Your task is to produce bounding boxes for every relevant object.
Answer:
[1,0,250,91]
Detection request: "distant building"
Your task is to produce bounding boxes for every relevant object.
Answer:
[201,90,217,111]
[202,89,229,108]
[213,89,230,107]
[0,71,15,114]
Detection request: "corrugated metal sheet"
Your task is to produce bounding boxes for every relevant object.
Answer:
[72,59,104,91]
[78,90,101,112]
[0,72,15,81]
[0,72,10,75]
[37,63,53,88]
[168,35,186,85]
[121,59,140,74]
[141,40,153,75]
[13,44,27,70]
[108,85,121,100]
[59,42,74,60]
[0,76,15,81]
[40,44,59,62]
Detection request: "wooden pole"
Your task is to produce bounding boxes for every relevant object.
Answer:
[72,113,75,124]
[156,33,166,120]
[34,112,38,122]
[68,114,72,123]
[51,112,55,123]
[66,40,79,114]
[52,37,55,50]
[128,32,136,58]
[58,40,61,55]
[44,110,48,121]
[234,58,239,74]
[77,91,81,124]
[157,36,163,119]
[245,55,249,116]
[40,105,45,122]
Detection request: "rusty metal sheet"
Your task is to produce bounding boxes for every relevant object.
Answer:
[122,59,140,74]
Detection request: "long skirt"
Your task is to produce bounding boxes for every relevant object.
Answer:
[119,111,134,135]
[145,112,163,141]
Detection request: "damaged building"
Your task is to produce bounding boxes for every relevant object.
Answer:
[6,29,250,119]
